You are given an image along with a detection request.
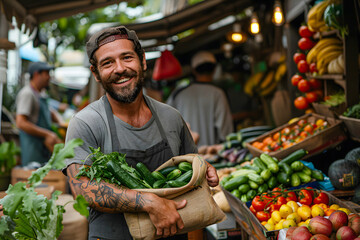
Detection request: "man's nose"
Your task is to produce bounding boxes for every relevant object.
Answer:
[114,59,126,73]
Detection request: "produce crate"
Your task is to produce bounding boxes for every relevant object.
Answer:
[312,102,347,119]
[246,113,347,160]
[339,115,360,142]
[222,187,358,240]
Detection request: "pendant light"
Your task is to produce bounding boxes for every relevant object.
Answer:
[250,13,260,34]
[227,22,247,44]
[272,1,285,26]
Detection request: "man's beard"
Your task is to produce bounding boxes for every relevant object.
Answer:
[100,68,144,103]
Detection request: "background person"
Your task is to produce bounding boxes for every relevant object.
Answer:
[63,26,219,240]
[166,51,234,147]
[16,62,64,167]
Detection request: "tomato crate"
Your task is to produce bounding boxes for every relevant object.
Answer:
[221,187,358,240]
[245,113,347,160]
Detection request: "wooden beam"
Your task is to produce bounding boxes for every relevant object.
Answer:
[0,38,16,50]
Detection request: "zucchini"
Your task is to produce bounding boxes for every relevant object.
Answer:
[278,162,293,175]
[248,180,259,189]
[176,170,193,183]
[248,173,264,185]
[290,161,304,172]
[153,179,166,188]
[302,166,312,176]
[178,162,192,172]
[297,172,312,183]
[220,175,232,186]
[231,189,241,198]
[223,140,242,150]
[167,180,188,188]
[290,173,301,187]
[151,171,166,181]
[239,125,273,134]
[242,164,261,174]
[226,132,242,142]
[260,153,279,173]
[167,169,182,180]
[240,194,248,202]
[277,172,291,186]
[311,170,324,181]
[260,169,272,181]
[136,162,156,186]
[238,184,251,194]
[247,190,257,200]
[257,183,269,194]
[223,175,249,191]
[253,157,267,171]
[240,130,270,141]
[230,169,257,178]
[107,160,147,189]
[159,166,178,176]
[267,176,278,189]
[281,149,308,165]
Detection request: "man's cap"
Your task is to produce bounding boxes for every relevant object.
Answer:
[86,26,141,60]
[27,62,54,75]
[191,51,216,69]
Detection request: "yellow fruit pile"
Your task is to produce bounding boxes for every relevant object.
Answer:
[307,0,339,32]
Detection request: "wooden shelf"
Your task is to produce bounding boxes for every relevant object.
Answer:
[306,73,345,80]
[313,29,341,40]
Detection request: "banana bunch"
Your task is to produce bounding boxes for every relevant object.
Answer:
[257,70,276,97]
[328,54,345,74]
[307,0,338,32]
[244,72,265,96]
[306,37,343,64]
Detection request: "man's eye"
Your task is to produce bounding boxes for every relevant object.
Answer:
[124,56,133,60]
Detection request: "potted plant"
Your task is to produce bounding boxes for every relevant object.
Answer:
[0,141,20,191]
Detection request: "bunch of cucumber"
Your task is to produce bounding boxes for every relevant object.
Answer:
[107,160,193,189]
[220,149,325,202]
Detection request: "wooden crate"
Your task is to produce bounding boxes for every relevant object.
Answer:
[222,186,358,240]
[246,113,347,160]
[11,167,67,193]
[339,115,360,142]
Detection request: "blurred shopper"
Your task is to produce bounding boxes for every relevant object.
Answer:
[16,62,64,166]
[166,51,234,147]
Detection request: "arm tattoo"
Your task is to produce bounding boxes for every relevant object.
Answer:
[67,164,147,213]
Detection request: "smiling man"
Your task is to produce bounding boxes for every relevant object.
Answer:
[63,26,219,240]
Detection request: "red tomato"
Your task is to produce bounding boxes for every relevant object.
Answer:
[297,60,309,73]
[305,91,319,103]
[314,89,324,99]
[309,63,318,73]
[249,205,257,214]
[271,187,283,198]
[256,211,271,222]
[299,25,315,38]
[252,196,266,212]
[274,196,287,210]
[298,189,313,206]
[291,74,303,86]
[297,79,311,92]
[298,37,315,50]
[285,191,298,202]
[293,52,306,64]
[313,192,329,205]
[309,78,322,90]
[305,187,315,198]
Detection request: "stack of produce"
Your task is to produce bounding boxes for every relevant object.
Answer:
[286,211,360,240]
[220,149,324,203]
[250,117,329,153]
[77,147,193,189]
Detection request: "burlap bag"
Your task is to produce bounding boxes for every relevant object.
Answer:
[124,154,226,240]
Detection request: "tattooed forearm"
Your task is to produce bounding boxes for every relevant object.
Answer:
[67,163,148,213]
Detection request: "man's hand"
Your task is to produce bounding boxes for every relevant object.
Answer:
[206,162,219,187]
[43,131,62,152]
[144,193,187,238]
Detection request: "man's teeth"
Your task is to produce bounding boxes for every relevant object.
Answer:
[115,78,130,84]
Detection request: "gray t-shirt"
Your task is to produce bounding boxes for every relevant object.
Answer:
[64,95,197,169]
[16,85,40,123]
[167,82,234,147]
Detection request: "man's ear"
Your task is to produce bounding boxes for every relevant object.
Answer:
[90,65,100,82]
[142,52,147,71]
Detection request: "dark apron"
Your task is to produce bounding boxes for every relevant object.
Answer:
[19,95,52,166]
[88,96,187,240]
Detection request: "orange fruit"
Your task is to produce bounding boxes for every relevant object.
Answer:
[324,208,336,216]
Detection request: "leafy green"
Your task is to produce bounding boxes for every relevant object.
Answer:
[0,138,89,240]
[321,92,345,107]
[343,102,360,119]
[0,141,20,175]
[324,3,348,39]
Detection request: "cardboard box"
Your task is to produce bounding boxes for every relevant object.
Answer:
[246,113,347,160]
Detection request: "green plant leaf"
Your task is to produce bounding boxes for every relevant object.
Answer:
[73,195,89,218]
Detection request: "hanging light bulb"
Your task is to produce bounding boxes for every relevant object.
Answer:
[227,22,247,44]
[272,1,284,26]
[250,13,260,34]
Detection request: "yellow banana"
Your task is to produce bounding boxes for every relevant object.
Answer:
[316,45,343,63]
[244,72,264,96]
[307,1,323,24]
[316,0,332,24]
[317,50,342,72]
[259,80,278,97]
[306,38,342,64]
[259,70,275,90]
[274,63,287,82]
